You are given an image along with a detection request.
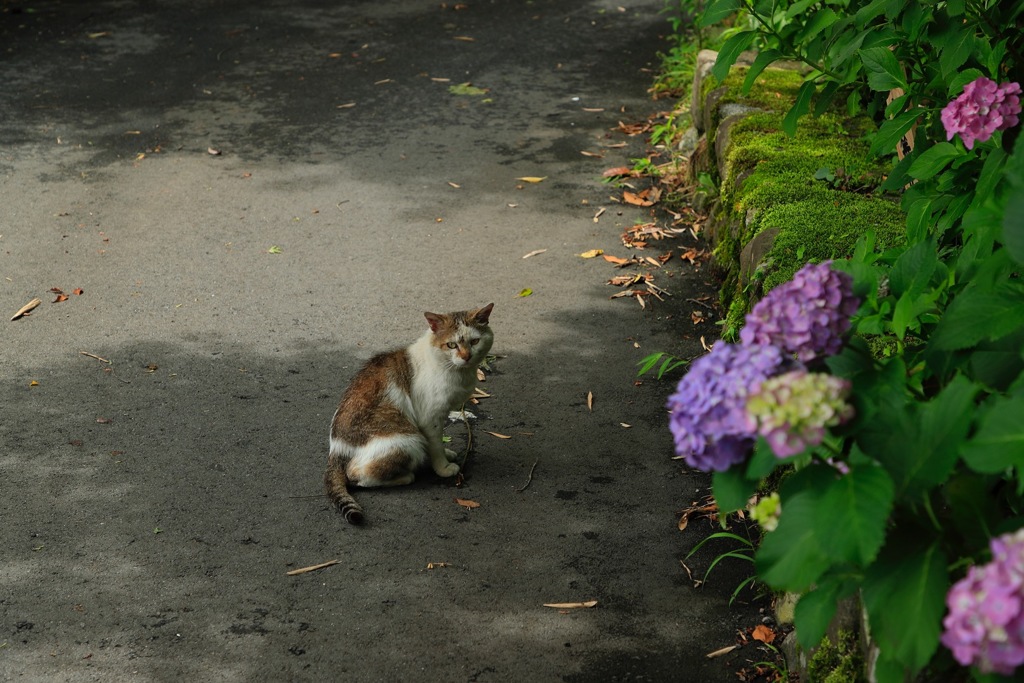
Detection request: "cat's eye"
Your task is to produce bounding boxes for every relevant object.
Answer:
[470,339,479,346]
[446,342,458,349]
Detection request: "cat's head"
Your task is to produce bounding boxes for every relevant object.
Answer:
[424,303,494,368]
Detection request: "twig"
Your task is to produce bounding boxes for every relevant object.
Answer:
[686,298,715,311]
[79,351,111,364]
[516,460,539,493]
[286,560,339,576]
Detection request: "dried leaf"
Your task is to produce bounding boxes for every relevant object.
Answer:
[29,380,39,387]
[453,35,476,41]
[522,249,547,259]
[543,600,598,609]
[579,249,604,259]
[336,102,356,109]
[207,147,222,156]
[593,208,606,223]
[678,514,689,531]
[53,293,69,303]
[622,190,654,207]
[485,431,512,439]
[426,562,450,569]
[516,176,547,183]
[580,150,604,158]
[447,181,461,189]
[581,107,604,112]
[602,254,630,265]
[267,245,283,254]
[73,288,84,295]
[11,298,42,321]
[286,560,339,576]
[620,423,632,428]
[705,645,738,659]
[476,368,486,382]
[587,391,593,411]
[602,166,632,178]
[96,417,112,424]
[517,288,533,297]
[455,498,481,509]
[752,624,776,644]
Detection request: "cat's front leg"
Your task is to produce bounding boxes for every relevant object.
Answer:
[424,423,459,477]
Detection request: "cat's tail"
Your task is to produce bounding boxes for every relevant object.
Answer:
[324,460,365,524]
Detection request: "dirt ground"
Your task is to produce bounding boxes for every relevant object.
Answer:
[0,1,765,680]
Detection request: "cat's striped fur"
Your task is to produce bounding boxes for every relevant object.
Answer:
[324,304,494,524]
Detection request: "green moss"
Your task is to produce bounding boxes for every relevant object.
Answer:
[760,195,905,292]
[807,631,867,683]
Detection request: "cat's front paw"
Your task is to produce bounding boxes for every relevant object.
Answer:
[434,462,460,478]
[444,448,459,462]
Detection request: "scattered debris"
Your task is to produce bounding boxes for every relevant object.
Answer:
[543,600,598,609]
[11,298,41,321]
[286,560,339,576]
[454,498,480,509]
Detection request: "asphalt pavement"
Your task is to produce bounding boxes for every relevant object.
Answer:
[1,1,761,681]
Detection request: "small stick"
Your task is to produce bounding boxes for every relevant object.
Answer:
[286,560,339,576]
[11,298,41,321]
[516,459,539,493]
[79,351,111,364]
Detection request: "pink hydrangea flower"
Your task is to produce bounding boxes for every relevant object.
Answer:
[942,528,1024,675]
[941,77,1022,150]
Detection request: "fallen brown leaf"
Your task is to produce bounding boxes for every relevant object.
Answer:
[455,498,481,509]
[587,391,593,411]
[602,166,632,178]
[484,431,511,439]
[579,249,604,259]
[602,254,630,265]
[73,288,84,295]
[752,624,776,644]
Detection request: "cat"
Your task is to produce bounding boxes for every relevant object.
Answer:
[324,303,494,524]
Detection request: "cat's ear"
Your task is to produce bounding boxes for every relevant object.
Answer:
[472,303,494,325]
[424,311,445,333]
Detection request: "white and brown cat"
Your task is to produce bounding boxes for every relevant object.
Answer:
[324,304,494,524]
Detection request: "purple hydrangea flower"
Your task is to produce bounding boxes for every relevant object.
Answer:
[941,77,1022,150]
[740,261,859,363]
[942,528,1024,675]
[745,370,854,458]
[667,343,787,472]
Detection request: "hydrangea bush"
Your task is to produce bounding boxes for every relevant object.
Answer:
[672,2,1024,680]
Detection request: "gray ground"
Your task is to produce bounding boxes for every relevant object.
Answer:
[1,1,765,681]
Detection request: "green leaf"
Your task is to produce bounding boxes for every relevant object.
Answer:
[711,31,757,84]
[854,0,889,28]
[782,81,817,137]
[1003,186,1024,266]
[863,539,947,672]
[700,0,743,27]
[904,197,932,244]
[449,82,489,96]
[937,29,975,80]
[870,109,920,157]
[755,466,834,592]
[858,376,978,498]
[740,49,782,95]
[859,46,907,91]
[946,0,964,16]
[907,142,961,180]
[930,281,1024,350]
[960,395,1024,473]
[712,467,758,515]
[794,579,848,649]
[816,465,894,566]
[798,9,839,43]
[888,239,937,299]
